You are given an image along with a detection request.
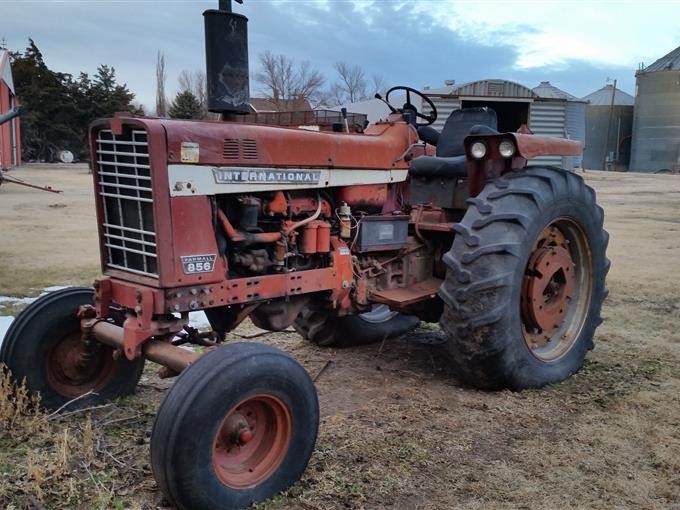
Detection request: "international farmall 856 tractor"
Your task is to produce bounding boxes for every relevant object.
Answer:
[1,3,609,509]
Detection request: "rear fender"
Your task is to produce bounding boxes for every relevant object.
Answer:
[464,133,583,196]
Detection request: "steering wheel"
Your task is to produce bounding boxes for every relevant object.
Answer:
[385,86,438,127]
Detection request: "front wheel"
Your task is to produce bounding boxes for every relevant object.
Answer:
[439,167,609,390]
[0,287,145,410]
[150,342,319,510]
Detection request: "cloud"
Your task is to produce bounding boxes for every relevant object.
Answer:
[2,0,677,111]
[414,0,680,70]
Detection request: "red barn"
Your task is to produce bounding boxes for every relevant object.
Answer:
[0,49,21,170]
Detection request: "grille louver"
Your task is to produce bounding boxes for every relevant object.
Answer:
[223,138,239,159]
[242,139,258,159]
[222,138,259,160]
[96,129,158,277]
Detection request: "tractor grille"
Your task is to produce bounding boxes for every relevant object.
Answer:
[95,129,158,277]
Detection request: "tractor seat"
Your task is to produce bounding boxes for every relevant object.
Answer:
[410,108,498,178]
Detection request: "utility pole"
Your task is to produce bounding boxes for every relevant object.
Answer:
[602,79,617,171]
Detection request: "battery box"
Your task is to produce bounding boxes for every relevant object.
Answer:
[356,215,409,252]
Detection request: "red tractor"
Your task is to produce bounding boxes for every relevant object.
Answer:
[1,5,608,509]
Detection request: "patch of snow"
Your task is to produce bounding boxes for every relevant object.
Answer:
[189,311,210,328]
[0,296,37,305]
[0,286,72,309]
[43,285,70,293]
[0,286,73,348]
[0,316,14,348]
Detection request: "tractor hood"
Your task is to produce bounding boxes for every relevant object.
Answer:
[97,114,417,171]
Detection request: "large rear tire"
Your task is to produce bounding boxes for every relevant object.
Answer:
[151,342,319,510]
[293,305,419,347]
[0,287,145,410]
[439,167,609,390]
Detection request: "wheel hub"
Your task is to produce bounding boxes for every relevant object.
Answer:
[46,333,116,397]
[521,226,576,349]
[212,394,292,489]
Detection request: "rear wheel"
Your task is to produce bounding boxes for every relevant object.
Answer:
[439,167,609,390]
[293,305,419,347]
[0,287,145,410]
[151,342,319,510]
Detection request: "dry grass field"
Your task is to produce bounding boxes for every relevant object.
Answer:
[1,164,680,509]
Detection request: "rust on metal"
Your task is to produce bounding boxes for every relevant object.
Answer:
[371,277,443,307]
[0,171,62,193]
[513,133,582,159]
[212,394,292,489]
[521,225,576,350]
[217,208,282,244]
[45,332,117,397]
[80,306,199,373]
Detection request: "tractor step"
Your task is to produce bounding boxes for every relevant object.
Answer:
[371,278,443,307]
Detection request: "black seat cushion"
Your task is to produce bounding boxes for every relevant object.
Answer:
[417,125,440,146]
[409,107,500,179]
[409,154,467,178]
[437,107,498,157]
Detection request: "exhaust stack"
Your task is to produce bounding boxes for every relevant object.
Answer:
[203,0,250,116]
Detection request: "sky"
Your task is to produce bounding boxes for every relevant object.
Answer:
[2,0,679,111]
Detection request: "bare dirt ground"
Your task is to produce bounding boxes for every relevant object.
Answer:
[1,164,680,509]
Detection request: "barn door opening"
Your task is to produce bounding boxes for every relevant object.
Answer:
[461,100,530,133]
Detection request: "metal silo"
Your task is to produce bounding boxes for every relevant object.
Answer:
[531,82,587,169]
[581,85,635,170]
[630,46,680,172]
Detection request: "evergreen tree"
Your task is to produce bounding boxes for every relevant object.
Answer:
[10,40,140,161]
[168,90,203,119]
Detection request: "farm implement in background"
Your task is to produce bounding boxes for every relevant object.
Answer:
[0,107,62,194]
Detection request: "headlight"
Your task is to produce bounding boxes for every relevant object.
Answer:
[498,139,516,158]
[470,141,487,159]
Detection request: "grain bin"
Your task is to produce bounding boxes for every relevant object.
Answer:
[581,85,635,170]
[630,46,680,172]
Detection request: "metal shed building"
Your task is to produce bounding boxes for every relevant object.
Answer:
[630,46,680,172]
[422,79,586,168]
[0,49,22,170]
[581,85,635,171]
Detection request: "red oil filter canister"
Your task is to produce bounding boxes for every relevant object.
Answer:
[316,221,331,252]
[300,221,319,254]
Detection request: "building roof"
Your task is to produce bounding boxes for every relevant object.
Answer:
[249,97,312,113]
[0,49,15,94]
[532,81,579,101]
[581,84,635,106]
[641,45,680,73]
[423,79,537,98]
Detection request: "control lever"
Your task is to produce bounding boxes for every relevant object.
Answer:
[374,93,398,114]
[340,107,350,133]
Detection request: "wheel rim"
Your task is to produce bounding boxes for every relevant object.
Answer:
[521,219,592,361]
[212,394,292,489]
[359,304,398,324]
[45,333,117,397]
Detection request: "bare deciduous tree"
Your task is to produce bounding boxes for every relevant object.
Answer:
[330,62,387,106]
[254,51,325,109]
[155,50,167,117]
[370,74,387,98]
[332,61,367,104]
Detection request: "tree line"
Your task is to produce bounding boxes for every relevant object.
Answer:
[9,40,141,162]
[157,50,387,120]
